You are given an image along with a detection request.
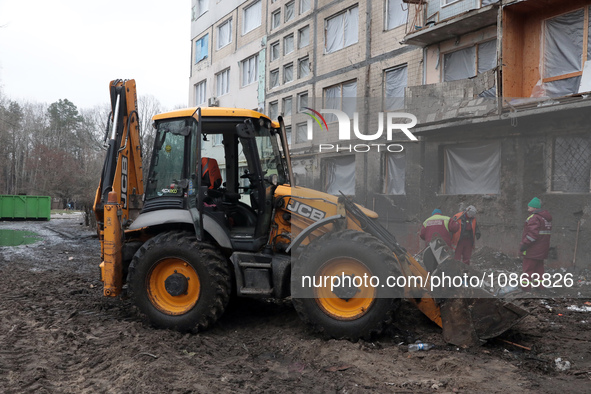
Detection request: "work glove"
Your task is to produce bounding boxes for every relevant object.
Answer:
[519,243,527,252]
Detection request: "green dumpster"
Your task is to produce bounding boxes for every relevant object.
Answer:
[0,195,51,221]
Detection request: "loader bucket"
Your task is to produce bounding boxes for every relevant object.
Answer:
[422,237,529,347]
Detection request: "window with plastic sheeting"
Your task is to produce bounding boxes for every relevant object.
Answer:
[323,80,357,123]
[542,8,590,97]
[284,34,294,55]
[285,126,292,145]
[443,40,496,82]
[549,135,591,193]
[283,96,293,116]
[194,34,209,63]
[298,57,310,79]
[481,0,499,6]
[444,141,501,195]
[299,0,311,14]
[298,25,310,48]
[285,1,295,22]
[270,69,279,89]
[270,41,280,61]
[384,152,406,195]
[217,19,232,49]
[272,10,281,30]
[297,92,308,112]
[324,155,356,195]
[283,63,294,84]
[293,160,313,188]
[296,122,307,143]
[269,101,278,120]
[195,80,207,105]
[384,65,407,111]
[241,54,258,86]
[243,1,262,35]
[216,68,230,96]
[325,6,359,54]
[385,0,408,30]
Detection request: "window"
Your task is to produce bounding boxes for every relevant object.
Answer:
[323,80,357,122]
[241,54,259,87]
[297,92,308,112]
[443,40,496,82]
[243,1,262,35]
[216,68,230,96]
[324,155,355,195]
[285,1,295,22]
[195,34,209,63]
[283,63,294,84]
[325,6,359,54]
[196,0,209,17]
[299,0,311,14]
[298,57,310,78]
[270,69,280,88]
[542,8,590,97]
[384,65,407,111]
[384,152,406,195]
[272,10,281,29]
[441,0,460,6]
[296,122,308,143]
[285,125,292,145]
[284,34,294,55]
[283,96,293,116]
[213,134,223,146]
[270,41,280,61]
[549,135,591,192]
[298,25,310,48]
[217,19,232,49]
[385,0,408,30]
[195,80,207,105]
[269,101,278,120]
[444,141,501,194]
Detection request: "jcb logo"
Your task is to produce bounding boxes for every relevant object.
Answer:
[121,155,128,209]
[287,199,326,221]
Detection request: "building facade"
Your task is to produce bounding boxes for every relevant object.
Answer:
[190,0,591,269]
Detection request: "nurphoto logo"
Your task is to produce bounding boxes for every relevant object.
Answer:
[303,108,418,153]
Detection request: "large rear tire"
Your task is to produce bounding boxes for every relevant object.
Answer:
[128,231,230,332]
[291,230,401,341]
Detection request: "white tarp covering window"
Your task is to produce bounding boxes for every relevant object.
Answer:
[325,6,359,54]
[298,93,308,112]
[216,69,229,96]
[284,34,294,55]
[342,80,357,118]
[324,80,357,122]
[385,65,407,111]
[285,1,295,22]
[242,54,258,86]
[477,40,496,73]
[283,64,293,83]
[218,19,232,49]
[296,122,307,143]
[386,0,408,30]
[444,46,476,82]
[299,0,311,14]
[272,10,281,29]
[445,141,501,195]
[270,42,280,61]
[298,25,310,48]
[283,97,292,116]
[270,69,279,88]
[386,152,406,195]
[269,101,278,120]
[243,1,262,35]
[325,155,355,195]
[298,57,310,78]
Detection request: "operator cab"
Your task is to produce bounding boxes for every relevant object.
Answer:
[143,108,289,252]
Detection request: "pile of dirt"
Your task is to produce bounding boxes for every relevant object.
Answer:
[0,215,590,392]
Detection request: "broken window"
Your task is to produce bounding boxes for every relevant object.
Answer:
[384,65,407,111]
[444,141,501,195]
[385,152,406,195]
[549,135,591,193]
[324,155,356,195]
[323,80,357,122]
[443,40,497,82]
[243,1,262,35]
[542,8,586,97]
[385,0,408,30]
[325,6,359,54]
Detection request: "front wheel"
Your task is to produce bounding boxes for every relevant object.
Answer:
[128,231,230,332]
[291,230,402,341]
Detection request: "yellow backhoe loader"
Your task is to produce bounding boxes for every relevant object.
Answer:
[94,80,527,346]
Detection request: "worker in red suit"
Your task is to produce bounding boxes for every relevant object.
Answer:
[519,197,552,291]
[420,209,452,247]
[449,205,480,265]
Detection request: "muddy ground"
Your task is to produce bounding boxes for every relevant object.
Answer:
[0,214,590,393]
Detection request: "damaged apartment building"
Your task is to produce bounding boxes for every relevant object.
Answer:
[189,0,591,269]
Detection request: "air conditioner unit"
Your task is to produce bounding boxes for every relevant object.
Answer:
[208,97,219,107]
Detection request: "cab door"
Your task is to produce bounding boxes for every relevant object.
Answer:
[189,108,204,240]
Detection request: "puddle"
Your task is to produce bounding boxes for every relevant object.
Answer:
[0,229,43,246]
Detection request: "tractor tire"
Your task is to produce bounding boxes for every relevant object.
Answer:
[291,229,402,341]
[128,231,231,332]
